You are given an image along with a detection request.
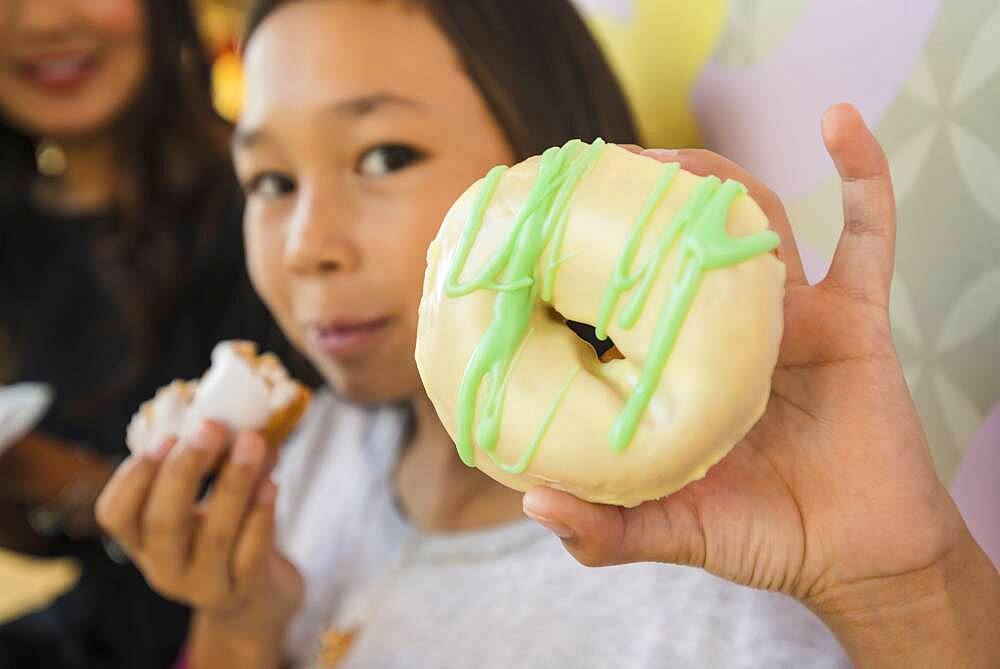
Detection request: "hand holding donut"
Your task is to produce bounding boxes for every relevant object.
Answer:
[521,105,1000,663]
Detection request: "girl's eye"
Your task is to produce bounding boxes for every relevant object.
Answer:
[244,172,296,199]
[356,144,426,177]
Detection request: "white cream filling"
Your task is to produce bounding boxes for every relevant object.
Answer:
[125,341,298,453]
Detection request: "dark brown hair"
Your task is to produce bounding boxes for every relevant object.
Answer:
[243,0,641,162]
[0,1,233,394]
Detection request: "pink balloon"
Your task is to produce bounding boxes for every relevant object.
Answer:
[693,0,941,201]
[952,402,1000,569]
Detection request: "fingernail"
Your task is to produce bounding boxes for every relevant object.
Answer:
[642,148,679,161]
[186,423,217,450]
[256,479,276,505]
[233,438,264,466]
[145,437,175,463]
[523,506,574,540]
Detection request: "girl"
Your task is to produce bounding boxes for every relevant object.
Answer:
[97,1,1000,667]
[0,1,300,666]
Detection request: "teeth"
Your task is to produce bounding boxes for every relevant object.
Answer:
[40,56,86,67]
[27,56,89,78]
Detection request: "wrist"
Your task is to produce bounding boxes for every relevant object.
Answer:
[190,610,288,669]
[808,531,1000,668]
[1,434,110,503]
[24,445,112,538]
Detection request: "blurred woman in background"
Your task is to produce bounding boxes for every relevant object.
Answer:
[0,1,303,667]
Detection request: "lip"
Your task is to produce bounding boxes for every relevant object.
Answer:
[14,51,100,96]
[306,316,393,358]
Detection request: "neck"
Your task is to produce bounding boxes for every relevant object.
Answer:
[34,134,118,213]
[394,393,526,532]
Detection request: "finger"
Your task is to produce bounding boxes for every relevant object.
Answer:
[95,439,176,554]
[260,439,282,480]
[141,422,228,581]
[618,143,645,155]
[231,478,277,594]
[523,487,705,568]
[643,147,808,287]
[820,103,896,307]
[191,432,268,590]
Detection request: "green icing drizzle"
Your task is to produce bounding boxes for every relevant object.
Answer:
[486,365,581,474]
[446,139,606,467]
[445,139,780,470]
[604,176,780,450]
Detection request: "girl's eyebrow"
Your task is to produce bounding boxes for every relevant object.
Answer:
[232,125,272,150]
[324,92,424,117]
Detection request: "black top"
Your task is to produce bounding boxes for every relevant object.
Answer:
[0,193,300,669]
[5,203,290,456]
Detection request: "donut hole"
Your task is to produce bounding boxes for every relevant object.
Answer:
[566,320,617,360]
[549,307,619,362]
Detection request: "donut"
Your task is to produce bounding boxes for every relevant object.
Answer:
[416,140,784,507]
[126,340,311,453]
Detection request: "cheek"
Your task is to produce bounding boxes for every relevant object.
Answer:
[245,223,294,327]
[86,0,146,93]
[0,10,11,56]
[83,0,145,43]
[398,204,451,314]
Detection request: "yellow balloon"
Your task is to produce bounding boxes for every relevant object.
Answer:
[585,0,728,148]
[211,51,244,122]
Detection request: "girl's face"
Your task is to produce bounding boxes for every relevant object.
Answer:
[0,0,146,140]
[237,0,514,404]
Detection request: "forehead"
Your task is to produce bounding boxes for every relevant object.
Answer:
[241,0,465,121]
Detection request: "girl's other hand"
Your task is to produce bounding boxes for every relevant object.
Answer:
[96,423,303,640]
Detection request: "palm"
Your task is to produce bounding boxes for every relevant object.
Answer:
[524,105,964,604]
[650,281,954,600]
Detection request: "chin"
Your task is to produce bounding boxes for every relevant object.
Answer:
[324,366,418,407]
[14,105,118,142]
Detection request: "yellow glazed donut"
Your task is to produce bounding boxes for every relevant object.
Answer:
[416,140,785,507]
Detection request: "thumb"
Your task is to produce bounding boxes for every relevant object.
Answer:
[820,102,896,307]
[522,487,707,568]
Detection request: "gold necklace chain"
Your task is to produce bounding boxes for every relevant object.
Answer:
[315,533,423,667]
[312,521,549,667]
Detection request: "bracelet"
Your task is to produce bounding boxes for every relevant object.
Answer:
[102,536,130,565]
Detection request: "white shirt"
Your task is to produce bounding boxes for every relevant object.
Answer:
[274,391,849,668]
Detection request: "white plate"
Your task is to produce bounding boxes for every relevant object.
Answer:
[0,383,54,456]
